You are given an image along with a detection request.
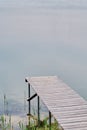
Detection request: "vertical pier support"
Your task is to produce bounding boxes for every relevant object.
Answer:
[37,96,40,126]
[28,83,31,126]
[28,83,31,114]
[49,111,51,130]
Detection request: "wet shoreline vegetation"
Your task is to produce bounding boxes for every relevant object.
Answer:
[0,114,63,130]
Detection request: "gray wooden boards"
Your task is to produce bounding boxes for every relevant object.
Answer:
[25,76,87,130]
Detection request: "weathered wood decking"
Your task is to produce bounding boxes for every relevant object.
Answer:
[26,76,87,130]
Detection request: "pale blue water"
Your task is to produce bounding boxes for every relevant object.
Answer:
[0,0,87,116]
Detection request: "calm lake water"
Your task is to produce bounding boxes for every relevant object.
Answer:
[0,1,87,119]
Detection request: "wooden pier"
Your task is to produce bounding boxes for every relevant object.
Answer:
[25,76,87,130]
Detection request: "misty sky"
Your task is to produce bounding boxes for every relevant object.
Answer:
[0,0,87,100]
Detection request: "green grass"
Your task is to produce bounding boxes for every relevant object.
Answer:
[26,119,61,130]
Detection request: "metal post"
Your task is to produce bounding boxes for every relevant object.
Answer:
[28,83,31,114]
[37,96,40,126]
[49,111,51,130]
[28,83,31,126]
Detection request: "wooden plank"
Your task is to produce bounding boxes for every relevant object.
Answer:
[53,109,87,115]
[44,101,86,108]
[65,128,87,130]
[50,104,87,111]
[62,121,87,128]
[58,116,87,123]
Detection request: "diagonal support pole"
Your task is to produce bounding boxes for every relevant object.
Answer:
[27,93,37,101]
